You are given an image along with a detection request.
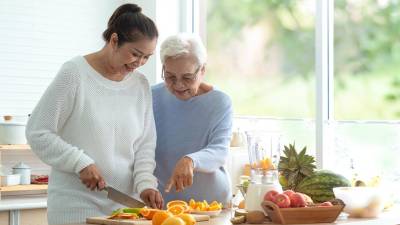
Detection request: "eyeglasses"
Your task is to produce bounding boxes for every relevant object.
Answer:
[161,66,201,86]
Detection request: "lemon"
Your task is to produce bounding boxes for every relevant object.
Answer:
[161,216,185,225]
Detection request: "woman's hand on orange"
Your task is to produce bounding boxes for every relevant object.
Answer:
[165,156,194,193]
[140,189,163,209]
[79,164,105,191]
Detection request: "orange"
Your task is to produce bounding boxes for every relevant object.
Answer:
[177,213,196,225]
[238,200,245,209]
[117,213,138,219]
[140,208,159,220]
[189,199,196,208]
[167,205,185,215]
[208,205,221,211]
[152,211,173,225]
[166,200,188,209]
[209,201,219,207]
[243,164,251,176]
[160,216,185,225]
[259,158,273,170]
[171,204,191,213]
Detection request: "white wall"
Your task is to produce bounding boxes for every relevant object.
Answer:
[0,0,190,116]
[0,0,127,116]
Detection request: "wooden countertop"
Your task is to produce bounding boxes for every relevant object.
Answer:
[0,144,30,151]
[0,184,47,196]
[64,208,400,225]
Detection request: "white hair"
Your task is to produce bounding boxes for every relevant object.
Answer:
[160,33,207,66]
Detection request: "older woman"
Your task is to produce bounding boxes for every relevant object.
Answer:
[152,33,233,205]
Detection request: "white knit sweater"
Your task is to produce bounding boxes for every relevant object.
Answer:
[26,56,158,225]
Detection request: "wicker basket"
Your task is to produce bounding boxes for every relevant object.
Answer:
[261,201,344,224]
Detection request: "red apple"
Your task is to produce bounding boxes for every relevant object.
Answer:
[282,190,295,198]
[274,194,291,208]
[318,201,333,207]
[289,193,306,207]
[264,190,279,202]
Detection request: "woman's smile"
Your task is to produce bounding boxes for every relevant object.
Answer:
[124,64,136,72]
[174,89,189,95]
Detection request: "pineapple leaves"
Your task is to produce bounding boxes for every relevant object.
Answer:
[278,142,316,190]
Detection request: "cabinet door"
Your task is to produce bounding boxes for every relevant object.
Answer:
[0,211,9,225]
[0,211,10,225]
[20,209,47,225]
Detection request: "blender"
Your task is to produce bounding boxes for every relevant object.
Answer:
[244,131,283,212]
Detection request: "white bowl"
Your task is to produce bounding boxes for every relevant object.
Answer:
[333,187,385,218]
[0,174,21,186]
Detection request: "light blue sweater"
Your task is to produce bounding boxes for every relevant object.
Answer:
[152,83,233,205]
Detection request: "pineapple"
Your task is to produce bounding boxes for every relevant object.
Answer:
[278,143,316,190]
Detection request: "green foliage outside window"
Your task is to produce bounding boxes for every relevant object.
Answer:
[206,0,400,119]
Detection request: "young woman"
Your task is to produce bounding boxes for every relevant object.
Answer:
[26,4,162,224]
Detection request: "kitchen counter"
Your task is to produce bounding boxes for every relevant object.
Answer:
[66,207,400,225]
[0,195,47,211]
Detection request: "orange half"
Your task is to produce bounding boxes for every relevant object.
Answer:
[167,205,185,215]
[166,200,188,209]
[139,208,159,220]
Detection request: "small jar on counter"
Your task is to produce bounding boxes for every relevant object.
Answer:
[12,162,31,185]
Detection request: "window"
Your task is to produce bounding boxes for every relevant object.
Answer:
[331,0,400,195]
[200,0,400,200]
[334,0,400,120]
[206,0,316,118]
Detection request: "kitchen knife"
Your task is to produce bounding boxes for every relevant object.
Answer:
[103,186,146,208]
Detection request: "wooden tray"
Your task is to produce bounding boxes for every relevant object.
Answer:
[261,201,344,224]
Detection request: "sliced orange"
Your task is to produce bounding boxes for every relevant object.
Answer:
[139,208,159,220]
[189,199,196,208]
[117,213,138,219]
[182,204,191,213]
[166,200,188,209]
[167,205,185,215]
[209,201,219,206]
[208,205,221,211]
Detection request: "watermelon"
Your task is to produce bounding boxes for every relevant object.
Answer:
[295,170,351,203]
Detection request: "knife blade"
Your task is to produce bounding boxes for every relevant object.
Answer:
[103,186,146,208]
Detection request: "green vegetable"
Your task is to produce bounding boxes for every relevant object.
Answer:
[122,208,142,214]
[111,208,142,217]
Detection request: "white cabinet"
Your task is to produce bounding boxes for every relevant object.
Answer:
[0,211,9,225]
[0,209,47,225]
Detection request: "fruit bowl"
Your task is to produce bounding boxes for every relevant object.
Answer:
[261,201,344,224]
[333,186,385,218]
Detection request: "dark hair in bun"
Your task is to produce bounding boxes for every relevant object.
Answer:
[103,3,158,46]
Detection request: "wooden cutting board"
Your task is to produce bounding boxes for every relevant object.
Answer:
[87,214,210,225]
